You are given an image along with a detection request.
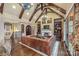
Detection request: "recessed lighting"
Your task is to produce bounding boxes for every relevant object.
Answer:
[12,5,16,9]
[26,12,29,15]
[44,15,47,18]
[34,16,36,19]
[27,5,31,8]
[31,3,33,6]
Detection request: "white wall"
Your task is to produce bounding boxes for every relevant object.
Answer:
[0,14,5,46]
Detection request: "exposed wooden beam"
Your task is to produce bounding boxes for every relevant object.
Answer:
[0,3,4,14]
[40,3,44,10]
[29,4,40,21]
[36,3,66,14]
[35,12,43,23]
[35,9,45,23]
[41,4,47,9]
[48,3,66,14]
[35,11,52,23]
[19,3,40,20]
[19,8,24,19]
[47,7,64,18]
[35,7,64,23]
[19,3,65,21]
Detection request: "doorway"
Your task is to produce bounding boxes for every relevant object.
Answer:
[54,18,62,41]
[26,25,32,35]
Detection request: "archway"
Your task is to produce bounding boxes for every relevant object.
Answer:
[26,25,32,35]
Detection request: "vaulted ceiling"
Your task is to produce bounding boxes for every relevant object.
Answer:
[0,3,72,23]
[55,3,72,11]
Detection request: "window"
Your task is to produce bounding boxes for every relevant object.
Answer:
[43,25,50,29]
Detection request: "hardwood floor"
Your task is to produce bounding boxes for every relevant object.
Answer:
[11,42,69,56]
[57,41,69,56]
[11,43,42,56]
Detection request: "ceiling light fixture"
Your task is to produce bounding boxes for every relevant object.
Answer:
[27,5,31,8]
[26,12,29,15]
[31,3,33,6]
[34,16,36,19]
[12,5,16,9]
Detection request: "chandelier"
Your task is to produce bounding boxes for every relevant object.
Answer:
[40,3,48,20]
[42,8,48,20]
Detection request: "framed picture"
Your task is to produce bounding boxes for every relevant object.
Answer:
[47,18,52,23]
[42,20,46,24]
[42,17,46,24]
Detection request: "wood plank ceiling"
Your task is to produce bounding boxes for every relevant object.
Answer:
[19,7,25,19]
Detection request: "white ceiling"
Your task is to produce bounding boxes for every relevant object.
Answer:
[4,3,21,17]
[22,3,37,20]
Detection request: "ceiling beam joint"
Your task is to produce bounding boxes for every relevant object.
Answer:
[0,3,4,14]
